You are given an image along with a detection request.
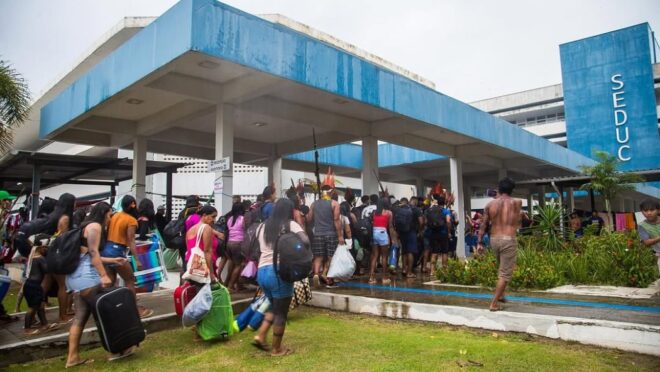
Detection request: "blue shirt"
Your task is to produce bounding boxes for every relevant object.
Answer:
[261,201,274,220]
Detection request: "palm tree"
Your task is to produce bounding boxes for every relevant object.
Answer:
[0,59,31,154]
[579,151,645,220]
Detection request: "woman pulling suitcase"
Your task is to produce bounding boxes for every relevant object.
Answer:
[65,202,135,368]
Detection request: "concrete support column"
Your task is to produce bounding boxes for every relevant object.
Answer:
[267,149,283,198]
[450,157,466,258]
[463,184,472,216]
[527,193,534,213]
[166,172,173,221]
[415,177,425,198]
[538,186,546,208]
[361,136,379,196]
[567,187,575,212]
[30,164,41,220]
[132,136,147,202]
[215,104,234,214]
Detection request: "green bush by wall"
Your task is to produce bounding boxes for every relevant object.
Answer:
[437,231,658,290]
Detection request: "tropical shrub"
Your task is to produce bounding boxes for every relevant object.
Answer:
[437,231,658,290]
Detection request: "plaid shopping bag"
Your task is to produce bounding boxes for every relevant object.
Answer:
[289,278,312,310]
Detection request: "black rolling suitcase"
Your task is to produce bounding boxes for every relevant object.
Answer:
[87,287,146,353]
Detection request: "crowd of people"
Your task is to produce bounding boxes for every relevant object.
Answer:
[0,174,658,365]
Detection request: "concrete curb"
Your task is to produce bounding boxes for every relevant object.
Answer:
[308,291,660,356]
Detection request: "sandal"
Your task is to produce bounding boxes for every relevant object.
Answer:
[271,347,293,357]
[65,358,94,368]
[138,307,154,319]
[24,328,42,336]
[489,305,504,312]
[251,338,271,352]
[368,277,377,284]
[108,346,135,361]
[406,273,417,279]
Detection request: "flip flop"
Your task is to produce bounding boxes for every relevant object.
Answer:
[139,308,154,319]
[24,328,42,336]
[271,347,293,357]
[65,358,94,368]
[108,346,135,361]
[251,338,271,352]
[45,323,61,333]
[489,305,503,312]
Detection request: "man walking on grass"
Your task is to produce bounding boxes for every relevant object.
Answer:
[477,178,521,312]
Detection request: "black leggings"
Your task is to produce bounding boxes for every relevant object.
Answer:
[271,297,292,326]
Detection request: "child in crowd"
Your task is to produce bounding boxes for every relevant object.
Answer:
[23,234,59,335]
[638,199,660,272]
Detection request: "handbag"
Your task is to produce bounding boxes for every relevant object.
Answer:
[181,225,210,284]
[289,278,312,310]
[240,260,257,279]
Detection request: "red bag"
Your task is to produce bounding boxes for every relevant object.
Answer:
[174,281,198,316]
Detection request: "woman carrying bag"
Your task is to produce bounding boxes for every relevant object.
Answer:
[252,199,310,357]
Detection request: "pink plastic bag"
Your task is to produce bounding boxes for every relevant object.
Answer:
[241,260,257,279]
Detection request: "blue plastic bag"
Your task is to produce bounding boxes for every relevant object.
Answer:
[388,244,399,269]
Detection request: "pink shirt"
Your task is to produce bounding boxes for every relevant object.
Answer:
[227,215,245,242]
[185,224,218,271]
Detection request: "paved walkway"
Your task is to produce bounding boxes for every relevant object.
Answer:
[319,275,660,326]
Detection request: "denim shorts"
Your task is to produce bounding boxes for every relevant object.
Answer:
[372,227,390,246]
[66,254,101,293]
[257,264,293,301]
[101,241,128,267]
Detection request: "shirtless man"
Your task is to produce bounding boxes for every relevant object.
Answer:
[477,178,521,312]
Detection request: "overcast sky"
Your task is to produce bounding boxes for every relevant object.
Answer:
[1,0,659,103]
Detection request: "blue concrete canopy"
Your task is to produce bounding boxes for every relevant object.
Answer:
[40,0,597,176]
[285,143,445,170]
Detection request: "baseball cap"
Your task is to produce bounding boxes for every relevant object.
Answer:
[0,190,16,200]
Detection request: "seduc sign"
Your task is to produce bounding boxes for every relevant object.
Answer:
[611,74,631,162]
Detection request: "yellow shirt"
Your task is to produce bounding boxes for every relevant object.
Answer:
[107,211,137,246]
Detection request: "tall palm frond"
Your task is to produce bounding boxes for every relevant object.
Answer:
[0,60,31,154]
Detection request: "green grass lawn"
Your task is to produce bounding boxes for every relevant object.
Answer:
[7,307,659,371]
[2,283,27,314]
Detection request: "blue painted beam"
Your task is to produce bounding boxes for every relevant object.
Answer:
[285,143,444,170]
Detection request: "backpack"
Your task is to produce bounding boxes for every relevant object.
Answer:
[393,205,413,233]
[162,218,185,248]
[14,217,55,257]
[242,224,263,262]
[273,224,312,283]
[47,228,83,274]
[426,206,447,230]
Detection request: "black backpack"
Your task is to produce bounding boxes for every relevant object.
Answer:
[273,225,312,283]
[15,217,55,257]
[393,205,413,233]
[47,228,83,274]
[243,224,263,262]
[426,206,446,229]
[162,218,185,249]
